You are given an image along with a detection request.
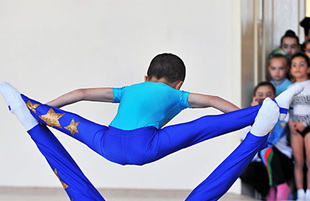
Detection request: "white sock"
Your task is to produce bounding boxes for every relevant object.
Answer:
[250,97,279,136]
[298,189,306,201]
[0,82,38,131]
[275,84,304,120]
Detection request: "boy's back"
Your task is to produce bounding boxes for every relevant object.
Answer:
[110,81,191,130]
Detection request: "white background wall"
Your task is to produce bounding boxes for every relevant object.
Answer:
[0,0,242,194]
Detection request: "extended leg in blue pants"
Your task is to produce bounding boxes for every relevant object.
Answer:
[186,133,268,201]
[28,124,105,201]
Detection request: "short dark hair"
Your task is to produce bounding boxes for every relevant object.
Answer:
[253,82,275,96]
[147,53,186,83]
[290,52,310,67]
[280,30,300,46]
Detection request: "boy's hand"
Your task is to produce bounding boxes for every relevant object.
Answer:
[251,97,262,106]
[295,121,306,134]
[289,120,298,135]
[251,96,264,106]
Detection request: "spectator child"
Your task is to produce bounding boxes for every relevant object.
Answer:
[267,53,292,95]
[280,30,301,58]
[289,53,310,200]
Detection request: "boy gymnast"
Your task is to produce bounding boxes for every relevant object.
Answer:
[0,53,304,200]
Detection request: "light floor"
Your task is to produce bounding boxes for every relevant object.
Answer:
[0,187,255,201]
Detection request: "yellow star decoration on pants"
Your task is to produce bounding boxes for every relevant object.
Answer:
[64,119,80,137]
[26,100,40,113]
[39,108,65,128]
[54,169,69,189]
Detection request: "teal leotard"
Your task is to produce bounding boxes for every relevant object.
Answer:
[110,81,191,130]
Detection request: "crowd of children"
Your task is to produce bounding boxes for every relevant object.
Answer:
[240,24,310,201]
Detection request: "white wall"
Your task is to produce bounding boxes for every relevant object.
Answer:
[0,0,242,194]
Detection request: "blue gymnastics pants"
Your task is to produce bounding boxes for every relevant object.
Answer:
[23,94,267,200]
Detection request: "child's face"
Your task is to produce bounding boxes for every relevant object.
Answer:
[281,37,299,57]
[290,56,310,81]
[305,43,310,59]
[268,57,287,82]
[254,86,275,104]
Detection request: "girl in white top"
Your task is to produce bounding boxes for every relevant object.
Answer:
[289,52,310,200]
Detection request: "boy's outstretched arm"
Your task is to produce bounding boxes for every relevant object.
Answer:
[187,93,240,113]
[47,88,114,108]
